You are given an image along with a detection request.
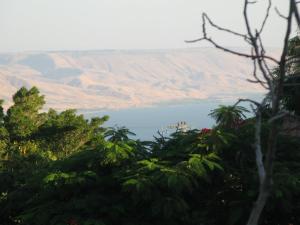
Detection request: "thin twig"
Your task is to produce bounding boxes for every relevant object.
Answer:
[259,0,272,34]
[234,98,261,107]
[202,13,251,43]
[275,7,289,19]
[185,39,278,63]
[268,111,290,123]
[292,0,300,27]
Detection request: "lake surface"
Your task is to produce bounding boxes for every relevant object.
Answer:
[82,100,242,140]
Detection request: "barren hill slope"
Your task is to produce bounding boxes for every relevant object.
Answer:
[0,48,275,110]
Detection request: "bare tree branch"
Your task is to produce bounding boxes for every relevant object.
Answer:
[268,111,290,123]
[234,98,261,107]
[247,50,270,89]
[254,110,265,184]
[187,1,297,223]
[202,13,251,43]
[186,37,268,60]
[247,1,294,225]
[185,13,279,64]
[258,0,272,34]
[275,7,289,19]
[292,0,300,26]
[244,0,275,90]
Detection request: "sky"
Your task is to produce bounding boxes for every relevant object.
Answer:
[0,0,292,52]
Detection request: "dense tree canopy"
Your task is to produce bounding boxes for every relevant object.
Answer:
[5,87,46,141]
[282,35,300,115]
[0,86,299,225]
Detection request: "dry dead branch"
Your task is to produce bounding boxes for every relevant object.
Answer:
[187,1,300,224]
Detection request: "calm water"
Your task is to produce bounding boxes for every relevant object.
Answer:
[83,100,236,140]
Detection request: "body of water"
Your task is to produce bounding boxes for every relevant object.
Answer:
[83,100,240,140]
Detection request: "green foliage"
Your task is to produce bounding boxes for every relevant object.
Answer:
[101,141,135,165]
[0,99,4,124]
[187,152,223,176]
[37,109,108,158]
[0,87,300,225]
[281,35,300,115]
[0,126,9,153]
[209,105,249,129]
[5,87,46,140]
[104,126,136,143]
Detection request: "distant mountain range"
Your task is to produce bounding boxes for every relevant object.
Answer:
[0,48,278,110]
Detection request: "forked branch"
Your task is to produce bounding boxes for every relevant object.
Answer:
[187,1,299,225]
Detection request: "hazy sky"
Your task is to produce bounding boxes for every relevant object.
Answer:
[0,0,292,52]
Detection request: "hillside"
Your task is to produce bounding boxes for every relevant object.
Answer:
[0,48,275,110]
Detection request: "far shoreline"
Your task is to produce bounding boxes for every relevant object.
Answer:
[77,92,264,116]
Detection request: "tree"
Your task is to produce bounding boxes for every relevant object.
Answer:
[282,35,300,115]
[1,87,299,225]
[37,109,108,158]
[0,100,9,157]
[186,1,300,224]
[209,105,249,129]
[104,126,136,143]
[0,99,4,124]
[5,87,45,141]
